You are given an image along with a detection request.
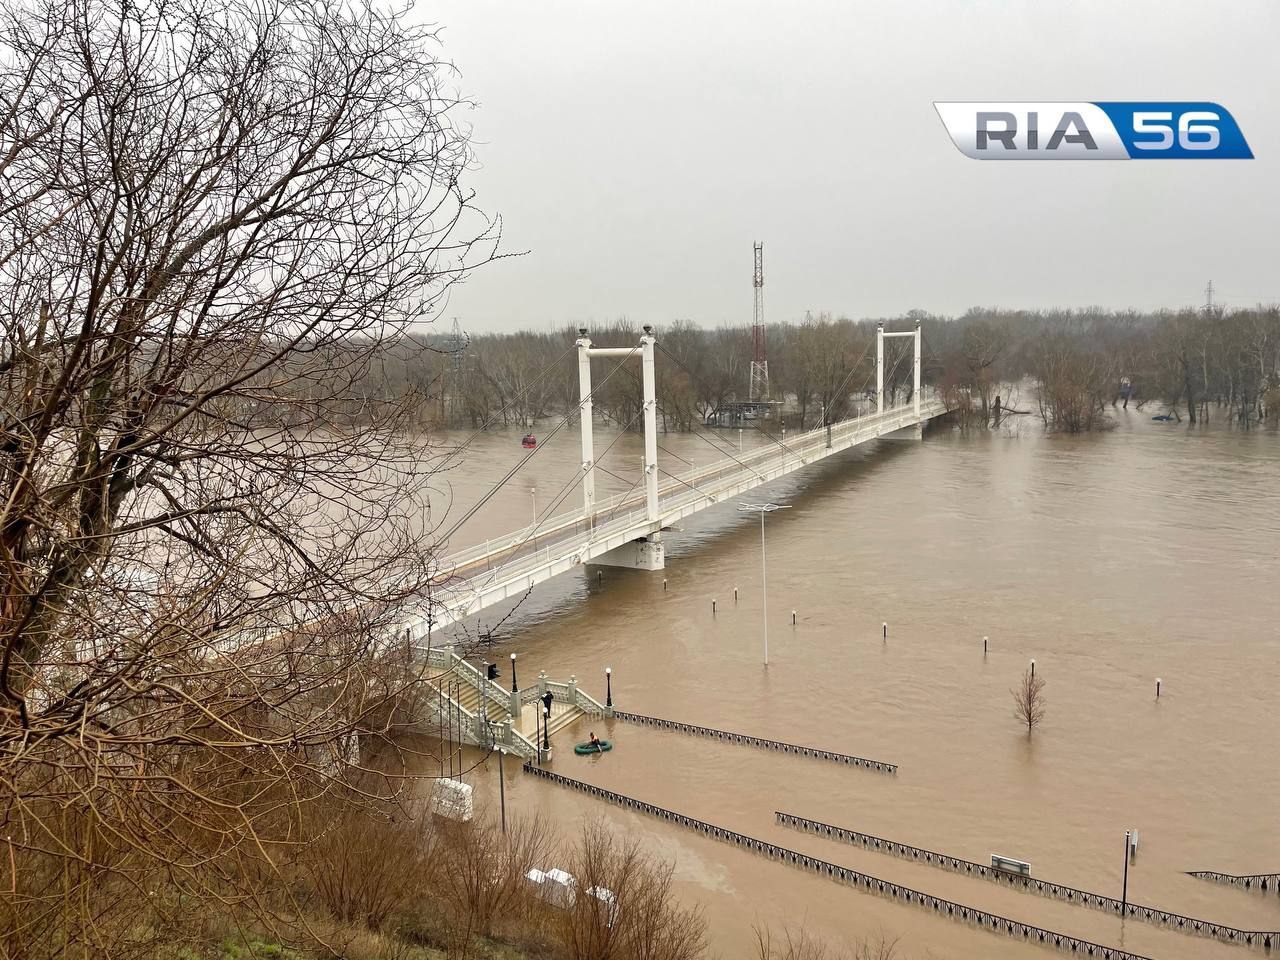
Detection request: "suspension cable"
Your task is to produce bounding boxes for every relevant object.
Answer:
[818,340,874,424]
[433,342,578,474]
[454,400,649,600]
[438,344,641,543]
[654,342,807,461]
[619,354,771,484]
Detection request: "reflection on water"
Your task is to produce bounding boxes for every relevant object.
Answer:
[428,413,1280,959]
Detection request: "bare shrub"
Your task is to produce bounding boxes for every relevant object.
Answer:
[434,811,553,958]
[754,925,903,960]
[1012,667,1047,733]
[552,823,706,960]
[305,791,440,930]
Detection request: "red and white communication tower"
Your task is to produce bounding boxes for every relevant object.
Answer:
[749,241,769,401]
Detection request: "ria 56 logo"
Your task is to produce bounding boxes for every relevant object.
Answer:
[935,102,1253,159]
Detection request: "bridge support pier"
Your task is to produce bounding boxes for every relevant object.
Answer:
[594,535,665,571]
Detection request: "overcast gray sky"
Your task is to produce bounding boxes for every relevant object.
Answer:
[425,0,1280,333]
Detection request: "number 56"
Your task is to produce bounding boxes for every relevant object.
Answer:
[1132,111,1220,150]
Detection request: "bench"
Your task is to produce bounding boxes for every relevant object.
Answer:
[991,854,1031,877]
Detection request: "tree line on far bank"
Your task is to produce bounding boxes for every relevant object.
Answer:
[346,306,1280,434]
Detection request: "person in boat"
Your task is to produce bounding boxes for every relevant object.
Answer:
[588,731,601,751]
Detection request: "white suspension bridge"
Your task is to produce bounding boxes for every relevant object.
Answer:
[412,322,947,761]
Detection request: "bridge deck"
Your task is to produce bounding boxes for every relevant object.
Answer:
[411,399,945,636]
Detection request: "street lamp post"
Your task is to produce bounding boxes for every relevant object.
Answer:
[543,705,551,751]
[510,653,518,693]
[605,667,613,708]
[738,502,790,666]
[1122,830,1131,914]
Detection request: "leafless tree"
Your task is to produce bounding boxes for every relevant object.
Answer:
[1032,334,1115,432]
[0,0,496,951]
[1012,667,1047,733]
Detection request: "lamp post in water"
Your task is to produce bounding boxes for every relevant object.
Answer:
[510,653,518,693]
[738,501,790,666]
[1122,830,1131,914]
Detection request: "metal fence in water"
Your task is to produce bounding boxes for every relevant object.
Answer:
[610,711,896,774]
[522,762,1149,960]
[1188,871,1280,895]
[774,812,1278,951]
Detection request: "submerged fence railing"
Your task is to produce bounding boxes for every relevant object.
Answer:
[522,763,1149,960]
[776,812,1278,951]
[1189,871,1280,895]
[611,711,896,774]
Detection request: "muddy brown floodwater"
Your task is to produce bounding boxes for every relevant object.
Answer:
[424,411,1280,960]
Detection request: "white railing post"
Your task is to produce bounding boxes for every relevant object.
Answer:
[508,688,521,722]
[641,326,659,525]
[576,328,597,527]
[876,321,885,416]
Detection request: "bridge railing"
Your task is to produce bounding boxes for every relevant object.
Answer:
[655,398,947,514]
[437,398,946,577]
[425,402,948,621]
[415,397,955,630]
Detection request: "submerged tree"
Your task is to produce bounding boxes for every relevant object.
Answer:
[0,0,495,951]
[1012,667,1047,733]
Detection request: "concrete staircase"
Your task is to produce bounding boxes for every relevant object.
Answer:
[418,645,611,761]
[435,677,483,715]
[519,699,585,739]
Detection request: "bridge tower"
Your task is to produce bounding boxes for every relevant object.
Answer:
[575,326,664,570]
[749,242,769,402]
[875,319,923,424]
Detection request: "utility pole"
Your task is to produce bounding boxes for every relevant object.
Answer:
[749,242,769,403]
[442,317,467,423]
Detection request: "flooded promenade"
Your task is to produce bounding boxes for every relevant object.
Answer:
[430,413,1280,959]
